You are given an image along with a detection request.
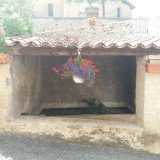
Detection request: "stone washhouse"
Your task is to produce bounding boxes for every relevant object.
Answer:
[1,34,160,154]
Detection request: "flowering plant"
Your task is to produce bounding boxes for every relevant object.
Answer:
[52,57,99,86]
[88,16,96,22]
[0,27,8,54]
[145,59,150,63]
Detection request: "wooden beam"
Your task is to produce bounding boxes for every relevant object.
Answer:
[9,46,160,56]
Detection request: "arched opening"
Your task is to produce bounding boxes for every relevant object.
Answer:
[48,3,53,17]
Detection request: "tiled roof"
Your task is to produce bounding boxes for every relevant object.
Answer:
[5,35,160,49]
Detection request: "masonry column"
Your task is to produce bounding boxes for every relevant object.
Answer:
[136,56,145,127]
[136,55,160,133]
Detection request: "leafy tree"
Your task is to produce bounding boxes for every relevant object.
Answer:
[66,0,133,18]
[66,0,97,6]
[0,0,34,36]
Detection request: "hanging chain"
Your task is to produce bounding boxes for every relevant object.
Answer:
[147,53,149,60]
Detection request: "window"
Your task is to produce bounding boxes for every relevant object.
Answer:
[48,3,53,17]
[117,8,120,18]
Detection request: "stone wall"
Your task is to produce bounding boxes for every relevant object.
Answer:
[33,18,132,35]
[41,56,136,113]
[33,0,64,18]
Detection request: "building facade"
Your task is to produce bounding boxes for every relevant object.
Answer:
[65,1,134,18]
[33,0,135,18]
[33,0,64,18]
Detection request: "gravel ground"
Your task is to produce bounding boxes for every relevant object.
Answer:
[0,133,160,160]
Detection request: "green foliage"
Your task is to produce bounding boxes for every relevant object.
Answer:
[0,33,8,54]
[3,17,32,37]
[0,0,34,53]
[66,0,97,5]
[21,113,29,116]
[1,0,33,37]
[66,0,132,6]
[88,16,96,22]
[83,98,109,114]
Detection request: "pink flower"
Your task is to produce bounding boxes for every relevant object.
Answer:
[0,27,5,35]
[64,64,68,67]
[59,69,63,72]
[52,67,56,71]
[84,66,89,69]
[81,66,85,70]
[72,72,75,76]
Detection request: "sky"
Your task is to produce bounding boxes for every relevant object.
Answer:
[130,0,160,18]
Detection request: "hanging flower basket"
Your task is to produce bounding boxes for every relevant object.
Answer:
[52,56,99,86]
[145,64,160,73]
[73,75,84,83]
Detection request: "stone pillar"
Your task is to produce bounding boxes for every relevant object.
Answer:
[136,56,145,127]
[136,55,160,133]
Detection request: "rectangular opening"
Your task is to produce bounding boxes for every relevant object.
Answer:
[10,55,136,119]
[117,8,121,18]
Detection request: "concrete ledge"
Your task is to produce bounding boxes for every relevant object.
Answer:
[61,114,136,123]
[0,115,143,151]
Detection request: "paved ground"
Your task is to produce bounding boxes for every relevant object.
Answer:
[0,133,160,160]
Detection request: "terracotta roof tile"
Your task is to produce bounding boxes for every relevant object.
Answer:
[5,34,160,49]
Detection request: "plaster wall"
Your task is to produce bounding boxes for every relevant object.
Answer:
[0,63,10,123]
[33,0,64,17]
[10,56,42,119]
[136,55,160,133]
[65,1,132,18]
[41,56,136,113]
[8,55,136,116]
[144,55,160,133]
[105,1,132,18]
[135,55,160,154]
[33,0,132,18]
